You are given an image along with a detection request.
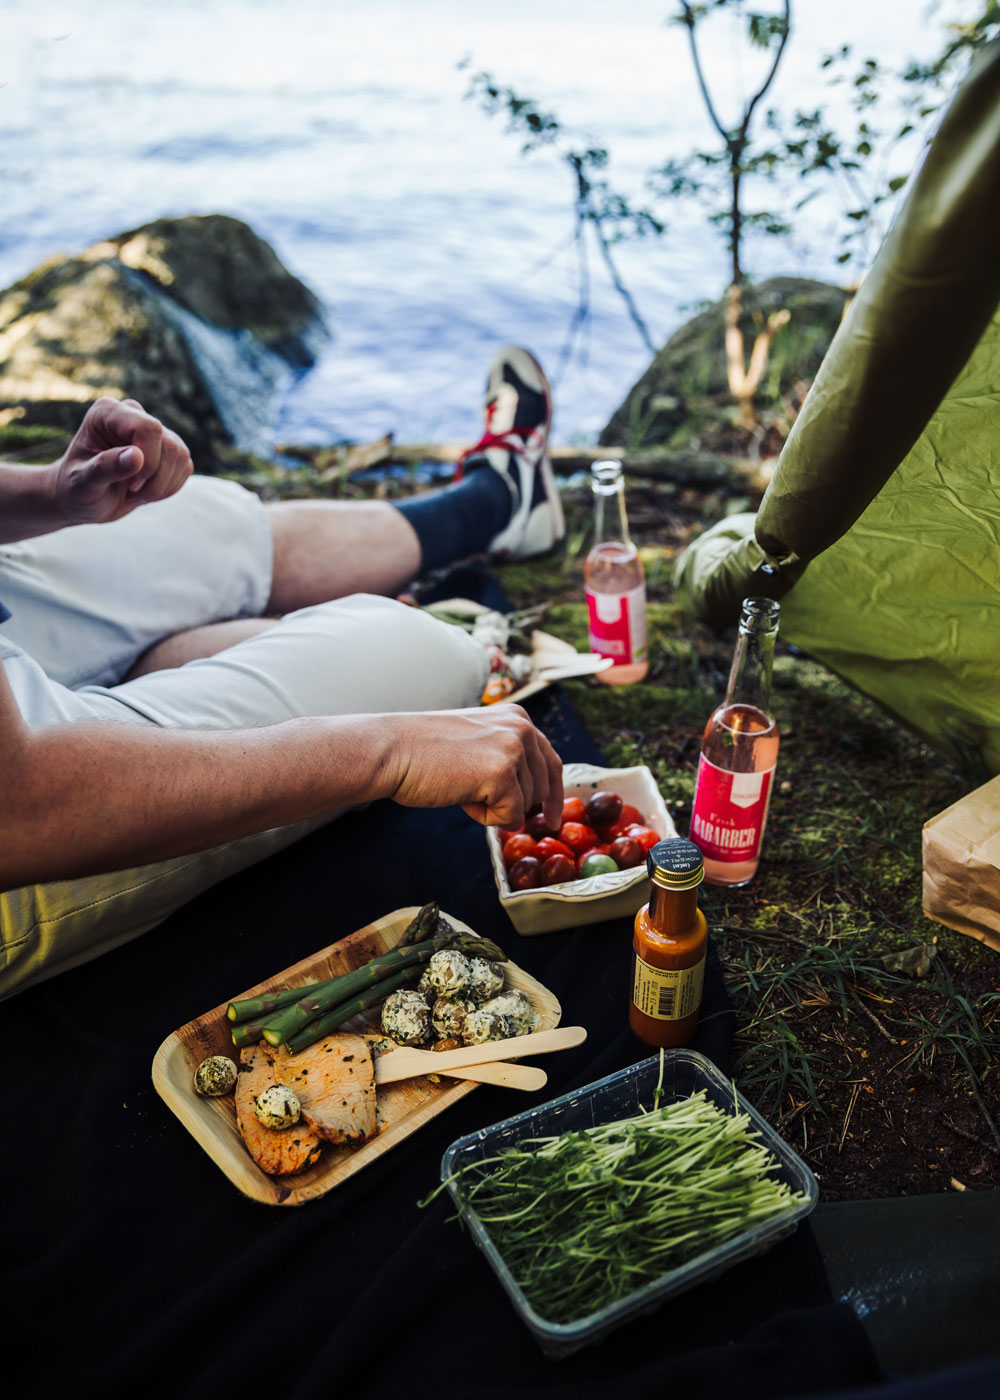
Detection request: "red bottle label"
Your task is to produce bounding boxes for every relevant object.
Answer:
[689,754,775,863]
[586,585,647,667]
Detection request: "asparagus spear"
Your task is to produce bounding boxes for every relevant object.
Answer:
[398,901,440,947]
[283,967,423,1055]
[227,905,464,1024]
[227,984,320,1025]
[259,933,505,1048]
[231,1018,272,1049]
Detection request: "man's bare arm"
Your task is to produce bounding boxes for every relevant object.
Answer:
[0,662,563,892]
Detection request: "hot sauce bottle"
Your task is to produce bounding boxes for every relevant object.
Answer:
[689,596,780,887]
[629,838,707,1049]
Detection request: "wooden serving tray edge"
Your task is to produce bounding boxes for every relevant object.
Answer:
[152,906,561,1206]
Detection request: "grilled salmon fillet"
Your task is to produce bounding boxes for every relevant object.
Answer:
[273,1032,377,1146]
[236,1044,323,1176]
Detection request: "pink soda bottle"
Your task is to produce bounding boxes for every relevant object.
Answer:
[689,597,780,886]
[584,460,648,685]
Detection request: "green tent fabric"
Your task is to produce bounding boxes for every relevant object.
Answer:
[675,38,1000,778]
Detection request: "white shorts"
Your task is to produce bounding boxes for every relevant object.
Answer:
[0,477,488,999]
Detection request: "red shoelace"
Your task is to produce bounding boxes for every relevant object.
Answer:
[454,425,541,482]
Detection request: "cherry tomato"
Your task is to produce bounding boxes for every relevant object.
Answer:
[535,837,574,863]
[624,824,661,853]
[499,821,525,846]
[600,805,646,842]
[584,790,623,830]
[561,796,587,825]
[576,844,611,875]
[578,852,620,878]
[508,856,542,890]
[608,836,644,869]
[503,833,538,869]
[526,812,559,840]
[541,854,576,886]
[559,822,599,856]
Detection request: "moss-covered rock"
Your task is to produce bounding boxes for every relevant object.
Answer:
[0,216,328,468]
[600,276,850,451]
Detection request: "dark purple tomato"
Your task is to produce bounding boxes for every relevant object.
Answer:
[608,836,644,869]
[584,790,623,830]
[509,856,542,890]
[526,812,559,840]
[541,854,576,886]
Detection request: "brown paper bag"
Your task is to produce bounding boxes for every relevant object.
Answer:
[923,776,1000,953]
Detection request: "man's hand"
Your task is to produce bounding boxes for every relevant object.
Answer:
[384,705,564,831]
[51,397,193,527]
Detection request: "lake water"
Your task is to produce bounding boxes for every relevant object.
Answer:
[0,0,965,448]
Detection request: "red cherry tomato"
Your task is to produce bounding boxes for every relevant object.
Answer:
[576,844,612,876]
[561,796,587,825]
[499,822,525,846]
[503,833,538,869]
[608,836,644,869]
[584,790,623,830]
[535,837,574,863]
[559,822,599,856]
[624,824,661,853]
[526,812,559,840]
[541,854,576,886]
[508,856,542,890]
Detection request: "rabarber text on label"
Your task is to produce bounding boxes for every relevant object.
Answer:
[690,753,775,863]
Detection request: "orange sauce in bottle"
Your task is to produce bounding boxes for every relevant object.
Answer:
[629,838,708,1048]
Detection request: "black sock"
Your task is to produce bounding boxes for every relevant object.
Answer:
[393,463,513,573]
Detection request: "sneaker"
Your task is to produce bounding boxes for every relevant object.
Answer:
[457,345,565,559]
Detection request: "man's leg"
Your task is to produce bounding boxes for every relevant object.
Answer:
[126,618,279,678]
[0,596,488,999]
[265,345,564,612]
[0,347,563,684]
[266,500,422,611]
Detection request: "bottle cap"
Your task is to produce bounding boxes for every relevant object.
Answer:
[647,838,705,890]
[739,597,780,635]
[590,459,623,492]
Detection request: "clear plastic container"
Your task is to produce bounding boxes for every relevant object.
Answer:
[439,1049,818,1357]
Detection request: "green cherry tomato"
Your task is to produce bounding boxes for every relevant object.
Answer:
[578,853,620,878]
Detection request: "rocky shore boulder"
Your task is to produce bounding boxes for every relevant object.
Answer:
[0,215,328,467]
[601,276,850,454]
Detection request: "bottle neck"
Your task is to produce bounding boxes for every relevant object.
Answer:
[592,463,632,548]
[724,601,778,715]
[647,882,700,937]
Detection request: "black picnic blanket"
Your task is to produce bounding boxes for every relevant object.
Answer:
[1,685,886,1400]
[0,562,891,1399]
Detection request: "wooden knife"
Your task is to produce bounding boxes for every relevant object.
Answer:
[374,1025,586,1085]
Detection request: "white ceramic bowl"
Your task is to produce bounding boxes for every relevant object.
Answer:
[487,763,677,935]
